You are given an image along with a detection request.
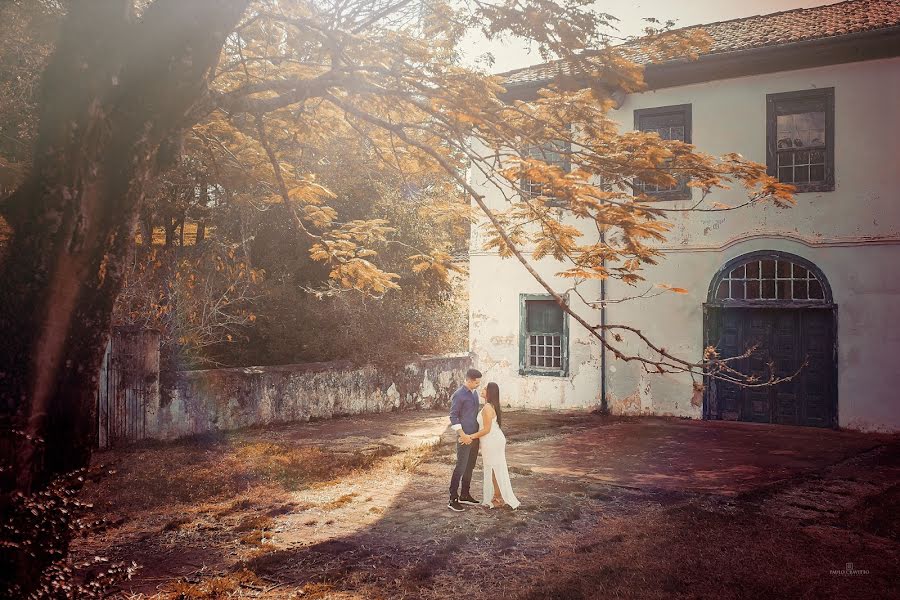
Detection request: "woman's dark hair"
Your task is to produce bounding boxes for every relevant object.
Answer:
[484,382,502,428]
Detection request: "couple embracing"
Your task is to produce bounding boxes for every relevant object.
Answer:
[447,368,520,512]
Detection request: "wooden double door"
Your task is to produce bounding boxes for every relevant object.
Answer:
[705,306,836,428]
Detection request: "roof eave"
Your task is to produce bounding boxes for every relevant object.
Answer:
[500,25,900,102]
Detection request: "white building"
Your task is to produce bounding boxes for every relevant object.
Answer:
[468,0,900,432]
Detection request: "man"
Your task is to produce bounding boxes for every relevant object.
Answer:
[448,368,482,511]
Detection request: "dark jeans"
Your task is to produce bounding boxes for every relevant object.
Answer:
[449,437,480,501]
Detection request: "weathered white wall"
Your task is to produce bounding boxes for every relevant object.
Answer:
[605,240,900,432]
[469,253,603,408]
[469,56,900,430]
[467,133,603,408]
[144,354,472,440]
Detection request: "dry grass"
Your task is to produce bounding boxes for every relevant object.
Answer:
[508,496,900,600]
[159,569,261,599]
[323,493,358,510]
[161,516,192,532]
[398,439,442,472]
[76,417,897,600]
[234,515,274,533]
[84,435,402,520]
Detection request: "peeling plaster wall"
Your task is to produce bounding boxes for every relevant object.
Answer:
[469,57,900,430]
[143,354,471,440]
[605,58,900,432]
[606,240,900,431]
[469,253,603,408]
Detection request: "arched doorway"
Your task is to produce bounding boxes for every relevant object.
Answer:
[703,251,837,428]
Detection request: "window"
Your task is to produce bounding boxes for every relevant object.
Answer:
[713,256,827,303]
[521,140,570,207]
[767,88,834,193]
[633,104,692,199]
[519,294,569,376]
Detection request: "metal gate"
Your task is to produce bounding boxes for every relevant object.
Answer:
[96,327,160,448]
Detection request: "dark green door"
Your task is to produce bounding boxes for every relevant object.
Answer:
[706,307,835,428]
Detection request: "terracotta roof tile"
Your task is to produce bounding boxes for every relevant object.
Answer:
[502,0,900,87]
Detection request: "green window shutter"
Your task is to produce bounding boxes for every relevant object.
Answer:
[519,294,569,377]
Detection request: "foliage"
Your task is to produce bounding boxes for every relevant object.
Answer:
[0,1,60,192]
[113,92,469,367]
[185,0,795,383]
[0,0,796,380]
[0,466,137,599]
[0,1,800,592]
[113,242,263,369]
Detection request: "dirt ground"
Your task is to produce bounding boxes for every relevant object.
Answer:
[72,409,900,599]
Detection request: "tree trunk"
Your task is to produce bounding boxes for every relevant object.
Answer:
[196,220,207,245]
[0,0,248,593]
[138,210,153,247]
[165,216,179,248]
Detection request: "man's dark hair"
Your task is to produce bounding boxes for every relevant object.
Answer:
[465,368,482,381]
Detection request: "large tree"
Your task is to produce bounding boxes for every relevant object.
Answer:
[0,0,793,593]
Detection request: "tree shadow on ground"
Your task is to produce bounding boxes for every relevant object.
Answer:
[77,411,900,599]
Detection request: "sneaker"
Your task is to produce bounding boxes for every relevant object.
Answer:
[447,499,465,512]
[459,495,480,506]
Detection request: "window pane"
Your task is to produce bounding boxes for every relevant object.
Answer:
[746,280,760,299]
[777,260,791,278]
[778,167,794,183]
[777,110,825,149]
[746,261,760,278]
[526,300,564,333]
[527,320,565,370]
[720,259,827,303]
[810,165,825,182]
[636,107,690,196]
[640,110,686,132]
[776,280,790,299]
[809,279,824,299]
[524,142,568,201]
[716,282,728,300]
[527,142,566,166]
[794,166,809,183]
[777,152,794,166]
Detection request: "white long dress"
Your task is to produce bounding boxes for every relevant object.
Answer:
[477,409,520,509]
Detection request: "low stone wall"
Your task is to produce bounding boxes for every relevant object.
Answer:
[146,353,471,440]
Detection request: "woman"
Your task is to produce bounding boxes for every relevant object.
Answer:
[469,382,520,510]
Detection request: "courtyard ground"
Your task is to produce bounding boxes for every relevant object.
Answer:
[73,409,900,599]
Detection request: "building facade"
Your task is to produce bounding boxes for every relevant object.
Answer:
[468,0,900,432]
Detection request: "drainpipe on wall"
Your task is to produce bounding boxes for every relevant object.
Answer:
[599,229,609,414]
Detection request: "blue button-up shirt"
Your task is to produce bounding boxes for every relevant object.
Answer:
[449,385,480,435]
